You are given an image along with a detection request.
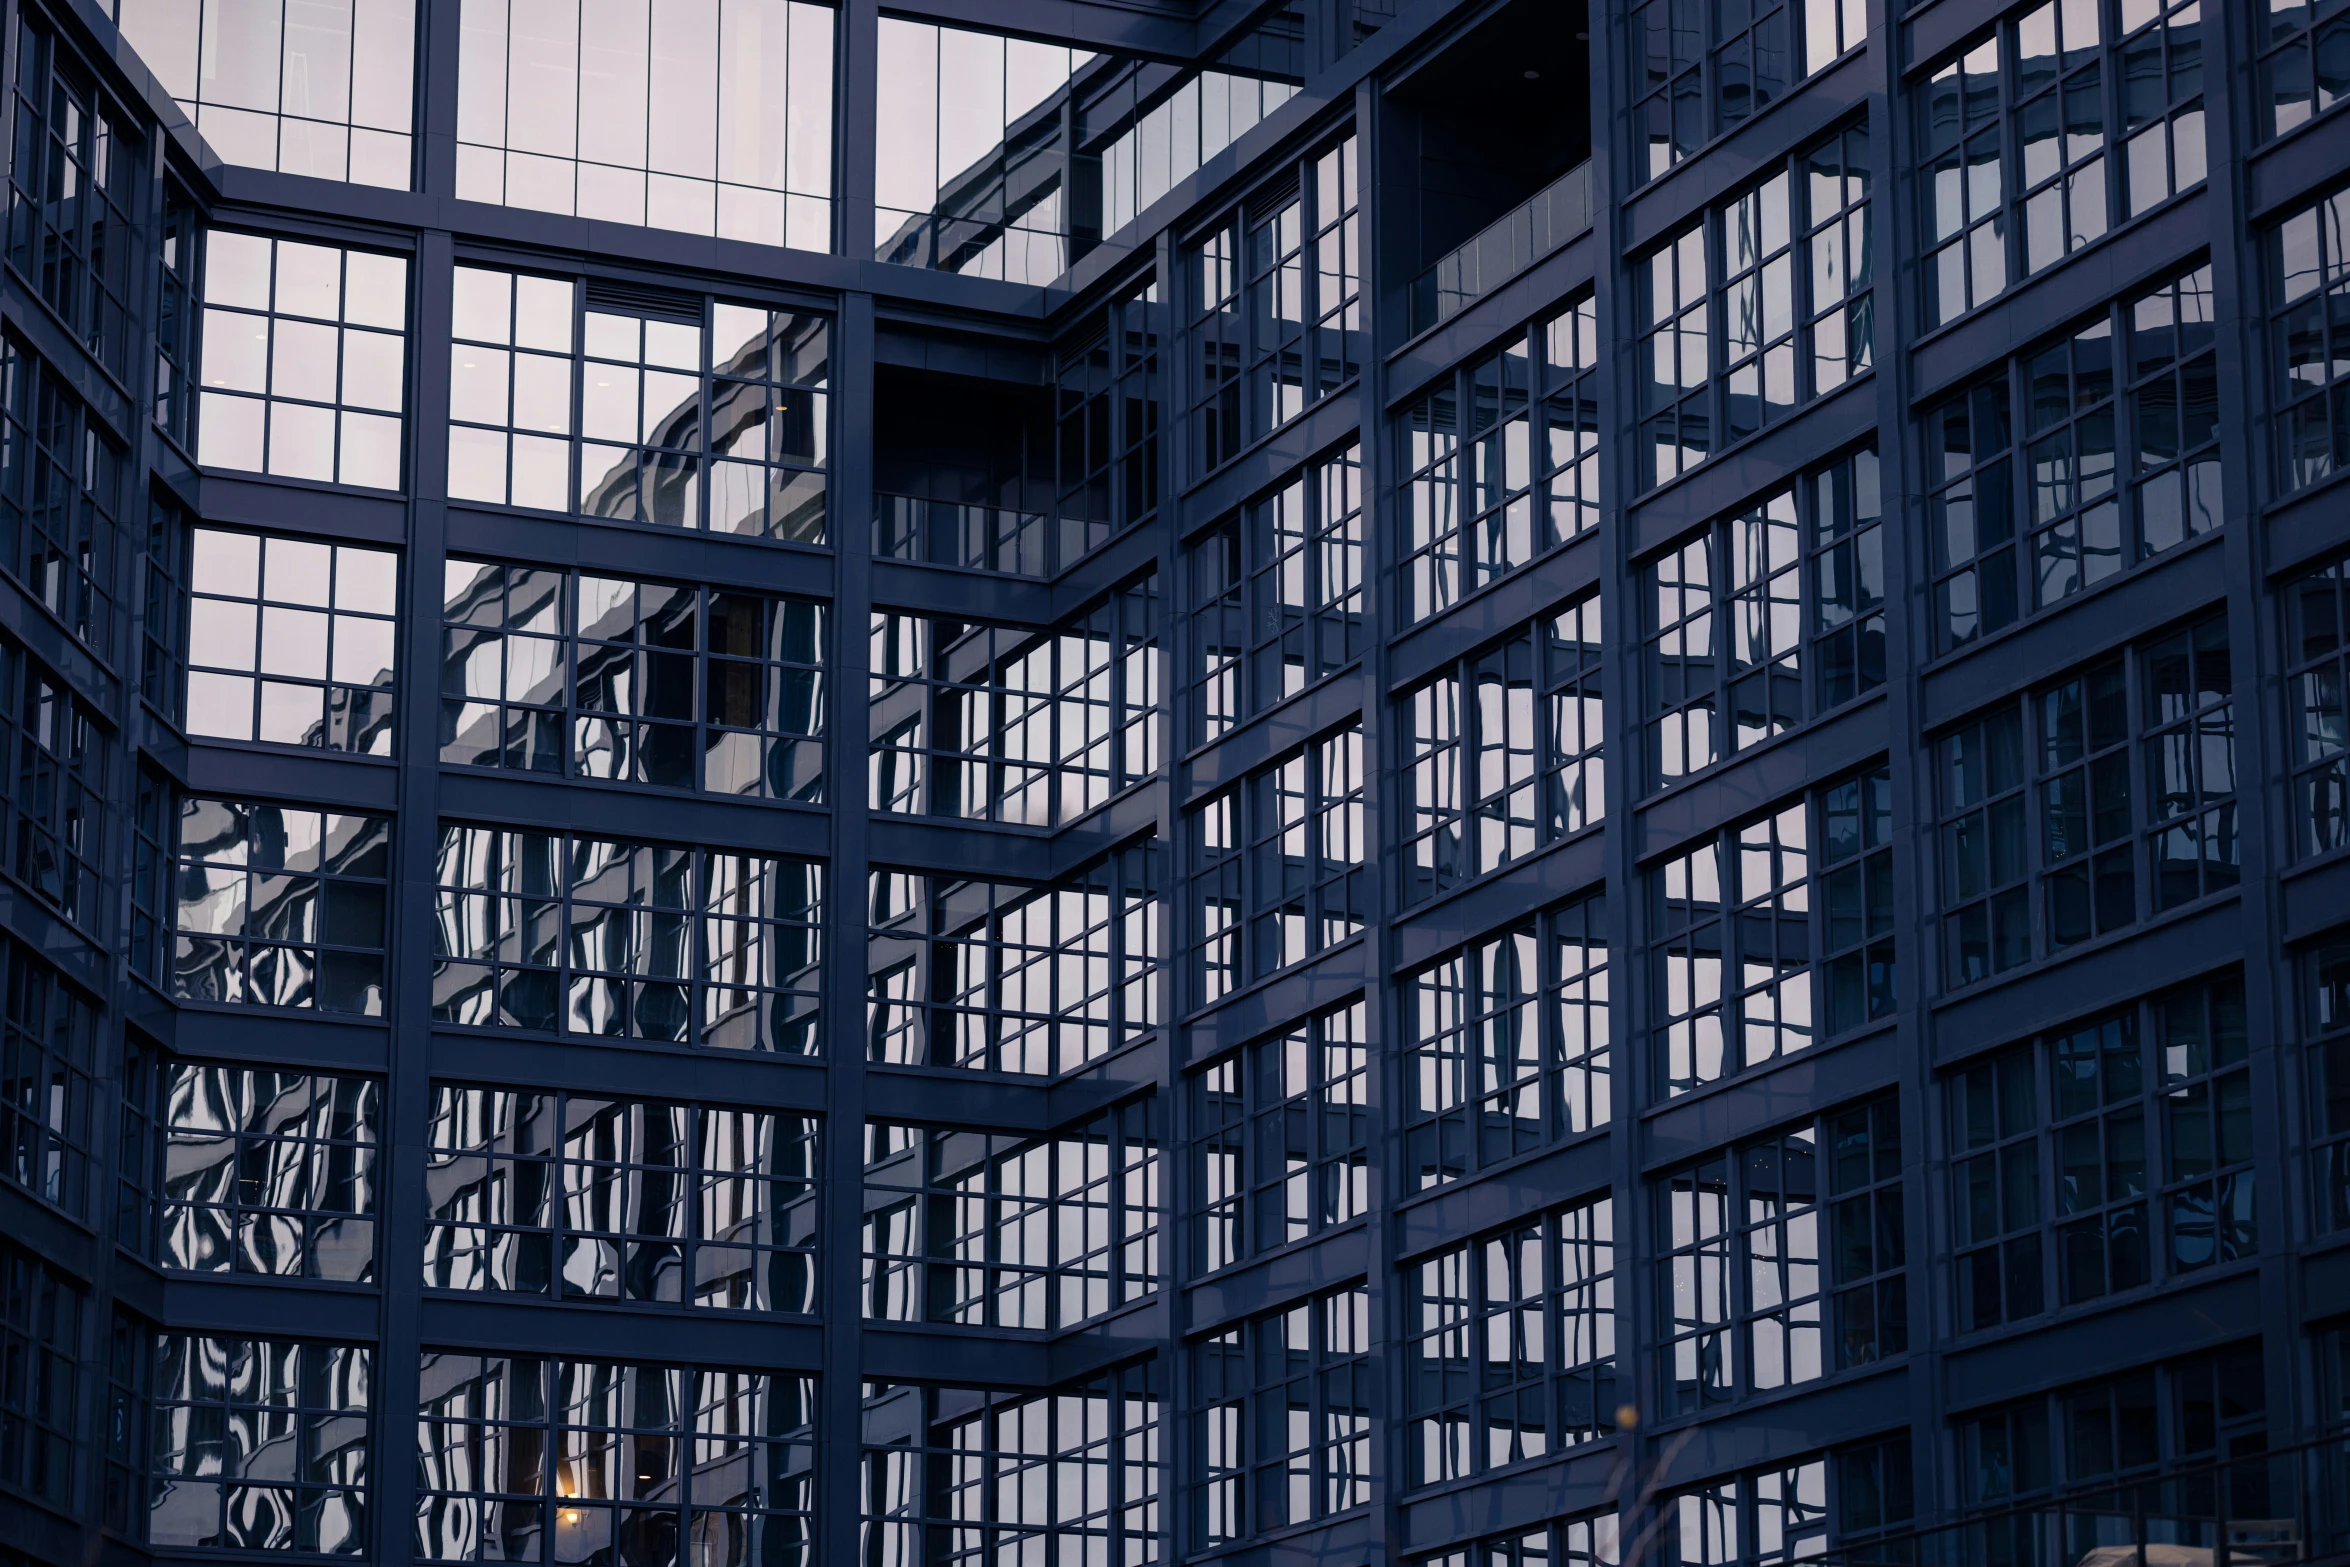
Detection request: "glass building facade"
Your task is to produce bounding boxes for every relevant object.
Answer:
[3,0,2348,1564]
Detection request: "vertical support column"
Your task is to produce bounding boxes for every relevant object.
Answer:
[835,0,878,262]
[1149,222,1185,1567]
[1857,0,1945,1525]
[819,288,876,1567]
[417,0,461,198]
[375,222,456,1564]
[2192,8,2301,1447]
[1588,0,1649,1540]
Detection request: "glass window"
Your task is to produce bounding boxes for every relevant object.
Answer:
[1917,2,2206,331]
[1400,597,1604,905]
[454,0,833,249]
[1937,614,2234,987]
[2311,937,2350,1232]
[1652,767,1896,1100]
[1657,1100,1901,1417]
[159,1066,380,1282]
[1398,297,1599,623]
[117,0,415,186]
[1192,998,1368,1273]
[186,529,398,754]
[2260,0,2350,140]
[7,20,139,379]
[131,766,171,990]
[149,1335,370,1553]
[0,639,113,931]
[431,826,823,1054]
[866,843,1162,1076]
[1188,445,1362,745]
[142,490,192,725]
[1191,135,1360,471]
[1411,1513,1623,1567]
[1404,1194,1617,1489]
[1402,893,1610,1191]
[443,558,826,801]
[423,1086,818,1313]
[449,270,831,540]
[2288,562,2350,857]
[1639,121,1872,491]
[859,1365,1161,1566]
[156,183,200,447]
[415,1354,814,1565]
[1051,279,1165,547]
[0,1240,82,1512]
[2273,190,2350,495]
[861,1100,1159,1330]
[868,577,1157,825]
[172,798,391,1015]
[103,1308,148,1535]
[1949,973,2251,1332]
[196,233,408,490]
[1191,1284,1370,1544]
[1927,265,2216,652]
[1660,1458,1833,1564]
[0,936,98,1218]
[874,21,1296,281]
[1190,722,1364,1005]
[1644,448,1881,789]
[0,334,125,652]
[1631,0,1866,185]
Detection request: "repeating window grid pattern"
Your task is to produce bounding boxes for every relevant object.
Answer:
[864,844,1161,1076]
[414,1354,816,1566]
[2315,938,2350,1233]
[173,799,392,1016]
[1191,137,1360,474]
[116,1035,162,1255]
[1187,445,1363,746]
[1401,597,1605,906]
[1415,1515,1624,1567]
[196,232,407,489]
[857,1364,1161,1567]
[1952,1047,2048,1331]
[2260,0,2350,140]
[1949,975,2253,1333]
[452,0,834,248]
[103,1307,148,1535]
[2010,1,2114,281]
[0,639,110,931]
[1404,1196,1618,1489]
[186,529,399,755]
[2273,189,2350,494]
[0,1240,82,1513]
[1403,895,1611,1191]
[860,1103,1159,1331]
[1804,125,1875,396]
[7,23,137,380]
[142,490,190,725]
[868,582,1158,827]
[444,558,827,801]
[2023,316,2125,610]
[1659,1113,1898,1422]
[1647,493,1816,788]
[445,266,579,512]
[1923,378,2019,650]
[1664,1459,1829,1565]
[1817,767,1897,1037]
[0,935,96,1218]
[148,1335,370,1554]
[2123,266,2221,561]
[1650,804,1813,1099]
[422,1087,819,1314]
[1190,724,1365,1005]
[577,301,830,541]
[1191,1284,1371,1545]
[1937,615,2235,986]
[1825,1099,1906,1370]
[1719,173,1800,446]
[1397,297,1600,625]
[1630,0,1864,186]
[160,1066,379,1283]
[1192,999,1369,1275]
[130,765,169,988]
[2109,0,2207,228]
[1808,450,1888,712]
[1640,226,1712,489]
[0,334,122,653]
[155,185,198,447]
[2284,563,2350,850]
[430,826,823,1055]
[1918,36,2009,328]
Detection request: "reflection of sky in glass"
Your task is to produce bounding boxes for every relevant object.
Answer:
[455,0,833,251]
